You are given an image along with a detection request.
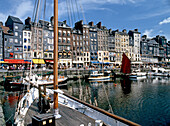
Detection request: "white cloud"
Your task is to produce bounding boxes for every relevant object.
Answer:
[15,1,33,19]
[0,0,33,23]
[159,17,170,25]
[143,29,153,38]
[0,13,7,23]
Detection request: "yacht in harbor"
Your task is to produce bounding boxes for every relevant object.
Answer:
[88,70,111,81]
[148,67,170,77]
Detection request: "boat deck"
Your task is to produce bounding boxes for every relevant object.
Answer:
[24,99,95,126]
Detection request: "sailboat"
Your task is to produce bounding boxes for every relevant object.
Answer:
[14,1,140,126]
[120,53,146,80]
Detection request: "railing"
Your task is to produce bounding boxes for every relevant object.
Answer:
[56,90,140,126]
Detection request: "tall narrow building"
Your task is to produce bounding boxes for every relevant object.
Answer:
[112,29,129,65]
[0,22,3,60]
[128,29,141,62]
[4,16,23,59]
[97,22,109,64]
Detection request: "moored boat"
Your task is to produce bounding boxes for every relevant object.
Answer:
[88,70,111,81]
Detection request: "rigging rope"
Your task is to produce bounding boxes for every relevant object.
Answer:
[70,0,76,22]
[66,0,73,27]
[75,0,80,20]
[66,0,72,27]
[32,0,38,22]
[79,0,87,24]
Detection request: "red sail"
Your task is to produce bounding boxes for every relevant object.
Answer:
[120,53,131,74]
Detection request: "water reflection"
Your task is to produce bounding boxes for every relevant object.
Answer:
[66,77,170,126]
[120,78,131,95]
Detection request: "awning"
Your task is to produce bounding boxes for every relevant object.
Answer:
[0,61,8,63]
[32,59,45,64]
[24,60,32,64]
[45,60,54,63]
[4,59,25,64]
[91,61,99,64]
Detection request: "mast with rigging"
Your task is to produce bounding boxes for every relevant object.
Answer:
[53,0,60,118]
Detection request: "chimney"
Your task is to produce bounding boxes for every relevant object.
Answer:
[88,21,94,26]
[63,20,67,24]
[97,22,102,29]
[25,17,31,25]
[122,29,127,33]
[134,29,138,32]
[0,22,3,26]
[109,29,112,34]
[116,29,119,32]
[50,16,54,25]
[75,20,83,30]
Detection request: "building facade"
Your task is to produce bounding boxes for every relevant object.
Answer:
[128,29,141,61]
[23,17,32,60]
[0,23,3,60]
[88,22,98,65]
[112,29,130,65]
[97,22,109,64]
[58,20,72,68]
[153,35,167,62]
[5,16,23,59]
[108,30,116,63]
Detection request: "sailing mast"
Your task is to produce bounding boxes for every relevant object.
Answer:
[54,0,60,118]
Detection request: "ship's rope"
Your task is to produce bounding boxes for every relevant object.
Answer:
[66,0,73,27]
[70,0,75,22]
[75,0,80,20]
[79,0,87,24]
[66,0,72,27]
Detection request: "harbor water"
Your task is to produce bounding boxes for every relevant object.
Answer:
[0,76,170,126]
[64,76,170,126]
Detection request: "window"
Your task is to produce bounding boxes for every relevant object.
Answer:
[15,26,18,29]
[67,46,70,50]
[24,38,27,43]
[39,38,42,43]
[49,53,52,58]
[63,31,66,36]
[58,30,61,36]
[28,33,30,37]
[15,32,18,36]
[15,39,18,43]
[63,38,66,43]
[58,37,61,43]
[67,31,70,36]
[15,55,18,59]
[28,39,30,43]
[9,38,13,43]
[39,30,42,36]
[67,38,70,43]
[44,53,47,58]
[24,32,27,36]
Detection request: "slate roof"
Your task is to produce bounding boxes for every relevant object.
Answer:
[8,16,23,24]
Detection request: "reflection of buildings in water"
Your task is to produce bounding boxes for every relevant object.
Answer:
[120,79,131,94]
[90,85,99,106]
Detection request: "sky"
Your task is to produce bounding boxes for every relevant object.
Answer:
[0,0,170,41]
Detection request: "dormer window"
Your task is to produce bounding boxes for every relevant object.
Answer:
[15,26,18,30]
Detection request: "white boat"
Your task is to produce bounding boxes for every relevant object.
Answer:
[148,67,170,77]
[23,74,68,87]
[129,69,147,80]
[88,70,111,81]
